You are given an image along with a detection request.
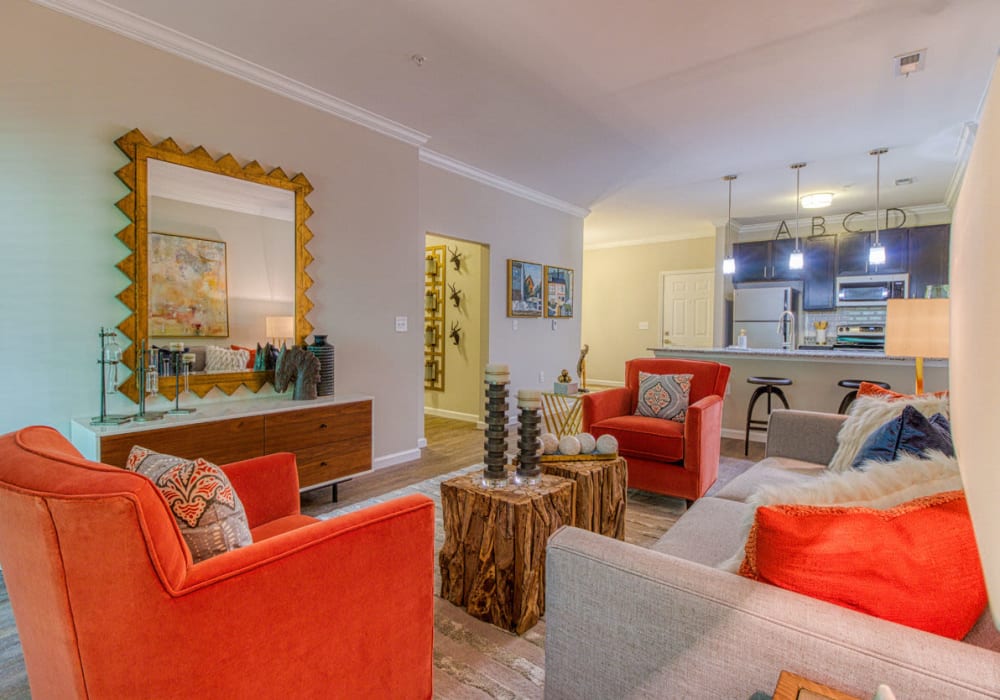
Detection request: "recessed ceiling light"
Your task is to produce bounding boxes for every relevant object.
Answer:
[801,193,834,209]
[895,177,914,186]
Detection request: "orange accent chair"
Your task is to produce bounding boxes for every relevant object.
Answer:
[582,358,731,501]
[0,426,435,699]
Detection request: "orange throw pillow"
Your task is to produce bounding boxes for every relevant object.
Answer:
[739,491,986,639]
[858,381,948,401]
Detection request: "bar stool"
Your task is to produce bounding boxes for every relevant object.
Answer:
[745,376,792,455]
[837,379,891,414]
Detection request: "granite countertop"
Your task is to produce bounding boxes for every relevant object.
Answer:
[648,346,948,364]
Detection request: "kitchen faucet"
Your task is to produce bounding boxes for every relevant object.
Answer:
[777,310,796,351]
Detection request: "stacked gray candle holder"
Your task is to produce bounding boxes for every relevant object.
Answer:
[481,363,511,488]
[514,389,542,486]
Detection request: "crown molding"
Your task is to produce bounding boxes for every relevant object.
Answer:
[32,0,430,147]
[945,120,978,209]
[419,149,590,218]
[583,230,712,251]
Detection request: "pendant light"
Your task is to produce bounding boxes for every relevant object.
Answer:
[788,163,806,270]
[869,147,888,266]
[722,174,737,275]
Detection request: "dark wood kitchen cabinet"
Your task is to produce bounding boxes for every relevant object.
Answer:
[907,224,950,297]
[801,236,837,310]
[733,239,801,283]
[836,229,908,276]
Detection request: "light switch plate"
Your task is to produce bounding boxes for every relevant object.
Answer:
[512,319,519,331]
[638,321,649,330]
[551,319,558,331]
[395,316,408,332]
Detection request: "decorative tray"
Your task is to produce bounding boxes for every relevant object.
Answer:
[539,452,619,463]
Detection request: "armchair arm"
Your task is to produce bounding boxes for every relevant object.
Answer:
[682,394,724,487]
[581,387,631,429]
[221,451,300,528]
[765,409,847,465]
[545,527,1000,699]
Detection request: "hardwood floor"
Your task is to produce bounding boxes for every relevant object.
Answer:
[301,415,765,515]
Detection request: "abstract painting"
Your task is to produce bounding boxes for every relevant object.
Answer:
[545,265,574,318]
[507,259,543,317]
[149,232,229,337]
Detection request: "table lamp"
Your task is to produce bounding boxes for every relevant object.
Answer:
[883,299,949,395]
[266,315,295,346]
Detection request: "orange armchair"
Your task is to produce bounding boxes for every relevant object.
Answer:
[0,426,434,699]
[582,358,731,501]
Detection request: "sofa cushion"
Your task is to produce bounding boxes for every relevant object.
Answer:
[739,491,987,640]
[590,415,683,462]
[634,372,692,422]
[651,496,751,567]
[851,406,955,468]
[711,456,825,502]
[126,446,253,562]
[828,394,950,472]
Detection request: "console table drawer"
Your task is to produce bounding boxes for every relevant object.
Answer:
[295,442,371,488]
[264,400,371,453]
[98,416,264,468]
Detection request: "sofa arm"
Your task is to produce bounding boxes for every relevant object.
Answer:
[221,452,300,528]
[582,387,631,429]
[545,527,1000,699]
[764,409,847,465]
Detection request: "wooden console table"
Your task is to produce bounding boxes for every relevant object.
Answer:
[542,456,627,539]
[70,394,373,495]
[439,472,575,634]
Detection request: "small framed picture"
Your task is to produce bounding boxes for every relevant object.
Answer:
[507,259,544,317]
[544,265,574,318]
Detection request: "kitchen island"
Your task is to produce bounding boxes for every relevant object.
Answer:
[648,346,948,442]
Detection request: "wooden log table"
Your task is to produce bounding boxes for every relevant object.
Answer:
[542,455,628,540]
[439,472,575,634]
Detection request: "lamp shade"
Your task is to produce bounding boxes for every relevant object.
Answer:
[884,299,950,359]
[265,315,295,340]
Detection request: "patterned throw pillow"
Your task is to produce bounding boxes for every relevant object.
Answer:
[205,345,250,373]
[634,372,693,422]
[126,446,252,563]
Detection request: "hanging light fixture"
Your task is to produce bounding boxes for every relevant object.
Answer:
[869,147,888,266]
[788,163,806,270]
[722,174,737,275]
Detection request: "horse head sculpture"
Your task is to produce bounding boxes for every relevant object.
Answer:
[274,346,321,400]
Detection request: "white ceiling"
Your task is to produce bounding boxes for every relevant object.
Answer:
[47,0,1000,246]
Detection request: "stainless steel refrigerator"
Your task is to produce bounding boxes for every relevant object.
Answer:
[732,287,798,349]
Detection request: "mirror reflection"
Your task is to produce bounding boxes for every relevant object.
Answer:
[147,160,295,362]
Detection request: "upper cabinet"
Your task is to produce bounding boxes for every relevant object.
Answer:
[801,236,837,310]
[836,229,908,276]
[907,224,951,298]
[732,239,801,283]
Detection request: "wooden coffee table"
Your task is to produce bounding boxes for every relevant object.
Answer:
[542,455,628,540]
[439,472,575,634]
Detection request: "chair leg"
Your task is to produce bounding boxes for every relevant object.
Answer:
[773,387,790,410]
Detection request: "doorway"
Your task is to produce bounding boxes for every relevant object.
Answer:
[659,269,715,348]
[424,233,490,428]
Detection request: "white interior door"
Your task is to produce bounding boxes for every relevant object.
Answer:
[660,270,715,347]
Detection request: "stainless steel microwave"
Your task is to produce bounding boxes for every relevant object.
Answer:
[836,274,908,306]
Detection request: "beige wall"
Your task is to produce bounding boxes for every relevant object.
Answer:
[424,234,487,422]
[0,2,584,467]
[951,59,1000,624]
[582,237,715,383]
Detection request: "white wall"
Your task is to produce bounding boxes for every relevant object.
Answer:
[420,164,584,422]
[3,2,589,470]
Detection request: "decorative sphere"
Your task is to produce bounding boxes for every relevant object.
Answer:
[540,433,560,454]
[596,434,619,454]
[558,435,582,456]
[577,432,596,454]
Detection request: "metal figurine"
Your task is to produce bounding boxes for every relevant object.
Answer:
[482,363,511,488]
[448,283,462,308]
[514,389,542,486]
[448,245,463,271]
[449,321,462,346]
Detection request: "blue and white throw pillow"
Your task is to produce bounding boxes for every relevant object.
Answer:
[635,372,693,422]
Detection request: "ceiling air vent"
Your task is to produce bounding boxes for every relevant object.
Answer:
[894,50,926,77]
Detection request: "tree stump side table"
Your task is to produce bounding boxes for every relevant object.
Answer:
[542,456,628,540]
[439,472,575,634]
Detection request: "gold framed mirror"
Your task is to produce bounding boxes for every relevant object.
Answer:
[113,128,314,402]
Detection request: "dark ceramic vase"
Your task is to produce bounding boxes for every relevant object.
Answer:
[306,334,335,396]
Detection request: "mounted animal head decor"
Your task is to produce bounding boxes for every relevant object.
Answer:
[449,321,462,346]
[448,283,462,309]
[448,245,463,271]
[274,346,320,400]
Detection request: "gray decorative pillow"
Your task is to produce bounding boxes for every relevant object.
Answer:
[634,372,693,422]
[126,446,252,563]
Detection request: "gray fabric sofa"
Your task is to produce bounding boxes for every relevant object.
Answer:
[544,409,1000,699]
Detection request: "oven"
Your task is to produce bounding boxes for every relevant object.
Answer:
[836,274,908,307]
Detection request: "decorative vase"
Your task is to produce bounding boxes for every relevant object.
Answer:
[307,334,335,396]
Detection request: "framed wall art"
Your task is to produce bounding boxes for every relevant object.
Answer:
[507,259,544,317]
[544,265,574,318]
[149,232,229,337]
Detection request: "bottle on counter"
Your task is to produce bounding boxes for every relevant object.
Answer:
[738,328,748,349]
